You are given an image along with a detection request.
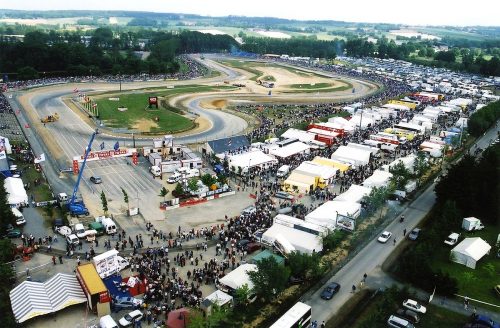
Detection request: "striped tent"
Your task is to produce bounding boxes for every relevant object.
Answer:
[10,273,87,323]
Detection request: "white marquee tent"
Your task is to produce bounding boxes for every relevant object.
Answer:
[335,184,372,203]
[4,177,28,206]
[305,200,361,227]
[450,237,491,269]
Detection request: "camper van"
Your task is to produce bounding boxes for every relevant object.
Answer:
[96,216,117,235]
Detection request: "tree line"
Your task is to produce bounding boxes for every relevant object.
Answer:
[0,28,237,79]
[467,100,500,137]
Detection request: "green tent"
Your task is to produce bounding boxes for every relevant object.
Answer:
[251,249,285,266]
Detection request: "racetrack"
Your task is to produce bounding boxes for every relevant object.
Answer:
[7,54,379,219]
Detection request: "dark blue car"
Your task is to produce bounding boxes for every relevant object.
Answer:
[320,282,341,300]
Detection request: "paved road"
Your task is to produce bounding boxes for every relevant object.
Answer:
[303,123,500,324]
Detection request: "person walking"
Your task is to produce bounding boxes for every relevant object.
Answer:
[403,229,407,236]
[363,273,367,282]
[52,255,56,265]
[351,285,356,293]
[58,255,63,264]
[393,238,396,246]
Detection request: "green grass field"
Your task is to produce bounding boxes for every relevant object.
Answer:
[288,82,333,89]
[95,85,235,133]
[429,227,500,305]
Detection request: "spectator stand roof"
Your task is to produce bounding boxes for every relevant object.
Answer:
[10,273,87,323]
[207,135,250,155]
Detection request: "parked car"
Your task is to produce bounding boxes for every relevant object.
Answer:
[396,308,420,323]
[320,282,341,300]
[402,299,427,314]
[274,191,294,200]
[237,239,250,249]
[66,234,79,246]
[241,205,256,216]
[246,242,261,254]
[15,216,26,226]
[113,296,143,311]
[253,229,265,242]
[473,315,500,328]
[407,228,421,241]
[90,176,102,184]
[378,231,393,243]
[118,309,143,327]
[387,315,415,328]
[4,228,21,238]
[55,226,72,237]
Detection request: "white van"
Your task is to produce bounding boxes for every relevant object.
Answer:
[99,315,118,328]
[96,216,117,235]
[276,165,290,178]
[12,208,26,225]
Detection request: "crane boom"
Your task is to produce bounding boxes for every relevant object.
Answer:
[69,131,97,206]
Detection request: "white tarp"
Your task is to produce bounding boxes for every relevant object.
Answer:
[335,185,372,203]
[10,273,87,323]
[218,263,257,291]
[362,170,393,188]
[305,200,361,227]
[450,237,491,269]
[262,224,323,254]
[4,177,28,205]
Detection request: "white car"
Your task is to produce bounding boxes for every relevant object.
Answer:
[66,234,79,246]
[403,299,427,314]
[377,231,392,243]
[55,226,72,237]
[118,309,143,327]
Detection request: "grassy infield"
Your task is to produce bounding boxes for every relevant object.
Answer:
[94,85,235,133]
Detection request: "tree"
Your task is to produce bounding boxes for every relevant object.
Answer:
[159,187,169,201]
[413,152,430,181]
[100,191,108,214]
[248,256,290,302]
[389,162,413,190]
[362,186,389,218]
[187,178,199,192]
[234,284,251,306]
[173,183,185,197]
[287,251,323,279]
[0,186,16,234]
[322,230,346,251]
[121,188,129,210]
[17,66,39,80]
[201,173,217,187]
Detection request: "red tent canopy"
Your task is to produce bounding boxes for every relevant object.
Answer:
[166,308,190,328]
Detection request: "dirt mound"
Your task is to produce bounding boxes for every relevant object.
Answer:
[211,99,227,109]
[132,118,159,132]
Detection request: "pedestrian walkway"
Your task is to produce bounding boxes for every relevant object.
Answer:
[366,267,500,322]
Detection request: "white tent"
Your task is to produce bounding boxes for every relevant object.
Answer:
[269,142,310,159]
[362,170,393,188]
[10,273,87,323]
[4,177,28,206]
[335,184,372,203]
[305,200,361,227]
[204,290,233,307]
[217,263,257,292]
[331,145,371,167]
[228,150,277,173]
[295,161,338,184]
[281,128,316,143]
[450,237,491,269]
[383,155,416,173]
[262,224,323,254]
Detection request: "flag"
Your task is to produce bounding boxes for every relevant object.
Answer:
[114,141,119,151]
[100,142,105,150]
[227,138,232,147]
[34,153,46,164]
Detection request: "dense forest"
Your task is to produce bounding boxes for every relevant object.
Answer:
[0,28,236,79]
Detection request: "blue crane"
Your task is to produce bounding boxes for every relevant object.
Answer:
[68,130,98,216]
